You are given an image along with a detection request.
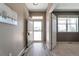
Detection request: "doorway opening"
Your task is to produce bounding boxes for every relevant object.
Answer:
[33,21,42,42]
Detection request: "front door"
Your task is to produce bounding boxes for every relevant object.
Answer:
[33,21,42,42]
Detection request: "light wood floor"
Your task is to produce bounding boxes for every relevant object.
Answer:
[24,42,52,56]
[24,42,79,56]
[52,42,79,56]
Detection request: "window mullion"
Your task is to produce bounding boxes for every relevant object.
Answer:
[78,16,79,32]
[76,18,78,32]
[66,18,68,32]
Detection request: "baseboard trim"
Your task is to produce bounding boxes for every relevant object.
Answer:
[18,47,26,56]
[24,42,34,55]
[57,42,79,44]
[18,42,33,56]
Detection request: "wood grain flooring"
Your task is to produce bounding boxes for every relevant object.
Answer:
[24,42,79,56]
[52,42,79,56]
[24,42,52,56]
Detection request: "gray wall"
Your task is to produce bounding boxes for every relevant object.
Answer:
[57,32,79,42]
[0,3,29,56]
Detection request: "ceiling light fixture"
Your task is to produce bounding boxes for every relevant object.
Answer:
[33,3,38,5]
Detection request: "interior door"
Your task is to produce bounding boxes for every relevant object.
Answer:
[51,13,57,49]
[27,20,34,46]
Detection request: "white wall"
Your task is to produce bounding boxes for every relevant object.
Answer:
[46,3,57,50]
[51,14,56,49]
[54,3,79,11]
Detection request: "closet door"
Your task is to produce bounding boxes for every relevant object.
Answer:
[27,20,34,46]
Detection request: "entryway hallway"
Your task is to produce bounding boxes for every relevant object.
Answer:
[23,42,79,56]
[24,42,52,56]
[1,3,79,56]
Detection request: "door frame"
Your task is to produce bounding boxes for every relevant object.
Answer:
[49,12,57,50]
[24,19,28,48]
[32,20,43,42]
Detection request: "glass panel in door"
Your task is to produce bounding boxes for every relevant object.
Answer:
[34,21,42,41]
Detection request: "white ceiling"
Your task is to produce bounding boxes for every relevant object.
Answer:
[54,3,79,11]
[25,3,48,12]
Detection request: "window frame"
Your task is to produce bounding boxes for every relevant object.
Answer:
[57,15,78,32]
[32,16,43,20]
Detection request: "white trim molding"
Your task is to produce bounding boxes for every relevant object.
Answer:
[18,47,26,56]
